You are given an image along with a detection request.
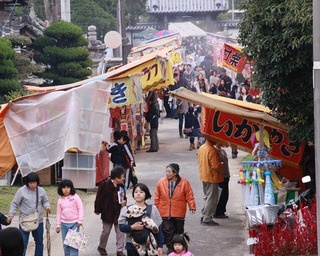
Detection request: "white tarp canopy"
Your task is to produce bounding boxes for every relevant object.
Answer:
[3,80,111,176]
[168,22,207,38]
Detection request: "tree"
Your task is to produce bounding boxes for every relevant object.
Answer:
[238,0,313,142]
[0,38,22,104]
[32,21,93,85]
[30,0,148,40]
[71,0,117,40]
[125,0,148,26]
[93,0,148,26]
[4,35,43,81]
[44,0,61,22]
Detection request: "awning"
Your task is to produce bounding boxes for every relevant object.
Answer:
[171,87,287,131]
[168,22,207,38]
[26,46,176,94]
[128,34,181,61]
[171,87,305,168]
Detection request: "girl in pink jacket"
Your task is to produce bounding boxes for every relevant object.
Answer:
[56,179,84,256]
[168,233,194,256]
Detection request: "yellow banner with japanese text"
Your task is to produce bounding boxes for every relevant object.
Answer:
[108,76,143,108]
[109,57,174,92]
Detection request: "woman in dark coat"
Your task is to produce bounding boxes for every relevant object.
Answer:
[184,107,200,151]
[238,85,254,103]
[145,91,160,152]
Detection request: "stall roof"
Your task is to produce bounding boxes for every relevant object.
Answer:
[168,22,207,38]
[26,46,176,93]
[201,92,271,113]
[170,87,288,131]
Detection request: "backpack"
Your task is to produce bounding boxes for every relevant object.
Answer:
[126,204,153,244]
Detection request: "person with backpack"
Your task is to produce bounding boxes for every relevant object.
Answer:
[118,183,164,256]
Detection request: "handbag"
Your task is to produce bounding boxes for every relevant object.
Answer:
[20,187,39,232]
[64,226,88,251]
[183,128,193,134]
[20,212,40,232]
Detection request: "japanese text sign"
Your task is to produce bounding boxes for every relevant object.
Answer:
[222,43,247,73]
[202,107,304,167]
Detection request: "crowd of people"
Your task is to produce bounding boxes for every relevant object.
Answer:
[149,46,256,158]
[0,43,245,256]
[0,138,230,256]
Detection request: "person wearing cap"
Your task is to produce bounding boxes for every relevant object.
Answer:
[197,140,224,226]
[154,163,196,253]
[7,172,50,256]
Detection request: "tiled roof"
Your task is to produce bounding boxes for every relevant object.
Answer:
[126,23,165,31]
[217,20,239,29]
[147,0,229,13]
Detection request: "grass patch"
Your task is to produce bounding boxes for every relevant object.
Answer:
[0,186,91,215]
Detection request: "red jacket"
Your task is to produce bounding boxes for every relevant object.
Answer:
[154,176,196,218]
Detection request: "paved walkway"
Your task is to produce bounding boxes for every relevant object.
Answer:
[21,115,249,256]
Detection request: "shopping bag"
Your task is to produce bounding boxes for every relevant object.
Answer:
[63,227,88,251]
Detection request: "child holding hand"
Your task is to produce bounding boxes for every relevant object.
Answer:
[0,211,11,230]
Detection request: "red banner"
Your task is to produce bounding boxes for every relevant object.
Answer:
[222,43,247,73]
[202,107,305,168]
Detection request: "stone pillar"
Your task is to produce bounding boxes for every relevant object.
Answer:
[87,25,106,76]
[60,0,71,22]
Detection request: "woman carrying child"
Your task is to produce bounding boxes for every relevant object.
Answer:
[118,183,164,256]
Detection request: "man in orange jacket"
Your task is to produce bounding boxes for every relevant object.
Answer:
[197,139,224,226]
[154,163,196,253]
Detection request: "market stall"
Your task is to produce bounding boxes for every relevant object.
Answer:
[170,87,306,190]
[0,80,111,188]
[0,44,179,188]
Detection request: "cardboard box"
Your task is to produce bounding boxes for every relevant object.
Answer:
[37,167,53,185]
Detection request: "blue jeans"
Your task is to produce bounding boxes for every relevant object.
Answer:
[61,222,79,256]
[20,222,44,256]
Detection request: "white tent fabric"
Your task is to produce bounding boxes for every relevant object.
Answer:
[4,81,111,176]
[168,22,207,38]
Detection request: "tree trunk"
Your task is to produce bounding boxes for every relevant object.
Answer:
[44,0,61,22]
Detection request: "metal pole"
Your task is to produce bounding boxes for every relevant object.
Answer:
[313,0,320,254]
[232,0,235,21]
[119,0,127,64]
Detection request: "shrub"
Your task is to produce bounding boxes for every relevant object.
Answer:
[253,201,317,255]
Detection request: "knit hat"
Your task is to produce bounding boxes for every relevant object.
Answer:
[167,163,180,174]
